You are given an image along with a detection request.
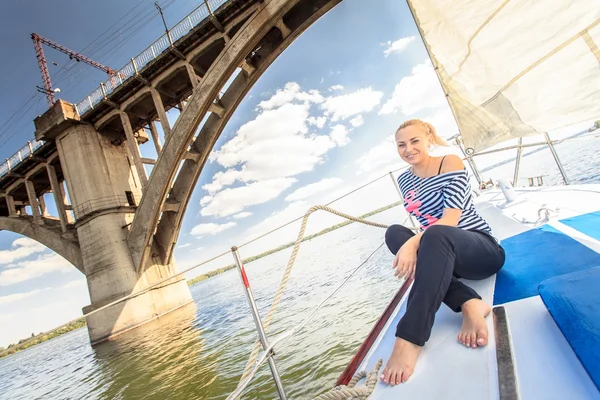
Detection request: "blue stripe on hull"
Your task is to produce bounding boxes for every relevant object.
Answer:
[494,224,600,305]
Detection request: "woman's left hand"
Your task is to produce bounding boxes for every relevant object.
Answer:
[392,238,418,280]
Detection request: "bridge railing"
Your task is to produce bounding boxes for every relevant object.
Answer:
[0,140,45,180]
[74,0,227,116]
[2,1,227,184]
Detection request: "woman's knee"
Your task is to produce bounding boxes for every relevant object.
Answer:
[385,224,413,254]
[421,225,455,246]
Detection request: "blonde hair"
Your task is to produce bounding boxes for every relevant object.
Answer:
[396,119,447,146]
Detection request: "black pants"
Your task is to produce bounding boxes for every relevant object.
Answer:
[385,224,505,346]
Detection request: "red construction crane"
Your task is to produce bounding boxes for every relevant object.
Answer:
[31,33,118,106]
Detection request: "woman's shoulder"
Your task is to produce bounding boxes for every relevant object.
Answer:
[439,154,465,174]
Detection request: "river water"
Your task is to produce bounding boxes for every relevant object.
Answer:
[1,137,599,400]
[0,211,404,400]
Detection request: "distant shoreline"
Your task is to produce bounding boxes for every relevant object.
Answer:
[0,201,402,359]
[0,319,86,359]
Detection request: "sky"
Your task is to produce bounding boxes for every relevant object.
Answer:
[0,0,594,347]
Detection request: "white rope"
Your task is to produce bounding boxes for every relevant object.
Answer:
[314,359,383,400]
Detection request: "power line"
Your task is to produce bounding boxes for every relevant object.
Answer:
[0,95,38,142]
[56,0,178,99]
[51,0,150,82]
[0,97,45,149]
[1,0,185,151]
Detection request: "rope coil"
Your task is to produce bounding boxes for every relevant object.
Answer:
[314,359,383,400]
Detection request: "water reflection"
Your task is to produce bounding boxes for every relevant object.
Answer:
[89,303,220,400]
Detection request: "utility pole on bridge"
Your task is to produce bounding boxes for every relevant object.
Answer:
[31,33,118,107]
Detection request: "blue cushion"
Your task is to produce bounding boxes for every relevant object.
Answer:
[494,224,600,304]
[560,211,600,241]
[539,267,600,391]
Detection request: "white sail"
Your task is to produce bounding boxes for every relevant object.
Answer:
[407,0,600,152]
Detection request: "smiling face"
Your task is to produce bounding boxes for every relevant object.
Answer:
[395,124,432,165]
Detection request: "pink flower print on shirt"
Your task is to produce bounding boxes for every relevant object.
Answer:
[404,189,439,230]
[404,190,422,216]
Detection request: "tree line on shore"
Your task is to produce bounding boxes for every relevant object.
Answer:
[0,319,86,359]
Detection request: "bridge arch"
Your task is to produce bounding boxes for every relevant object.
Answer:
[0,217,83,272]
[128,0,342,271]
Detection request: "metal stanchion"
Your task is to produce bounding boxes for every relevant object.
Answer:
[543,132,570,185]
[231,246,287,400]
[513,137,523,186]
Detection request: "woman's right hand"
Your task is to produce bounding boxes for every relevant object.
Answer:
[393,239,418,280]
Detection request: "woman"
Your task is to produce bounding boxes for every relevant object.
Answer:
[380,119,505,386]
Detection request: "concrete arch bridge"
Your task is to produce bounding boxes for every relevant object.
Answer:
[0,0,341,343]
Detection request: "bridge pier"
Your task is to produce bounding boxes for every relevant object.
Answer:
[34,100,193,344]
[5,194,17,217]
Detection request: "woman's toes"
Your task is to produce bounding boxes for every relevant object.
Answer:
[477,329,488,346]
[393,372,401,386]
[380,368,390,383]
[470,333,478,348]
[401,371,409,383]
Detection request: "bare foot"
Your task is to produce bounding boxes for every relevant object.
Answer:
[458,298,491,348]
[380,338,421,385]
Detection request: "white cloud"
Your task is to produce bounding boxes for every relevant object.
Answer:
[0,238,46,265]
[349,115,364,127]
[233,212,253,219]
[0,288,49,306]
[379,59,446,116]
[0,253,72,286]
[296,90,324,104]
[285,178,343,202]
[57,279,86,290]
[258,82,300,110]
[356,135,406,174]
[257,82,324,110]
[330,124,350,146]
[383,36,416,57]
[321,88,384,121]
[307,116,327,129]
[191,222,237,237]
[177,243,192,249]
[200,178,297,218]
[329,84,344,91]
[200,83,385,218]
[204,102,341,195]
